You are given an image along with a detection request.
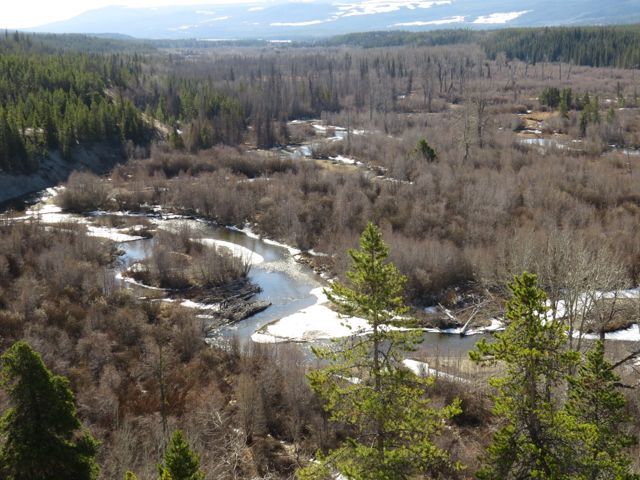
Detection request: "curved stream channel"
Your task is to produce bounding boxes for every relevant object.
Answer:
[115,216,484,356]
[5,194,485,357]
[5,128,488,360]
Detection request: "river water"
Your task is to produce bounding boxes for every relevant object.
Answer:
[115,216,484,356]
[4,179,486,358]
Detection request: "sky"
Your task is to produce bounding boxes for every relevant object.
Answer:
[1,0,254,29]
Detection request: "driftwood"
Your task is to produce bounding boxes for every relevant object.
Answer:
[168,277,271,330]
[219,299,271,324]
[196,278,261,305]
[185,278,272,331]
[203,300,272,335]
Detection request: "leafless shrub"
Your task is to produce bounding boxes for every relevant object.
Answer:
[57,171,110,212]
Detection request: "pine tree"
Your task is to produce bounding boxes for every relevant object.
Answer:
[470,272,580,480]
[0,341,99,480]
[559,95,569,119]
[580,110,590,137]
[158,430,204,480]
[415,138,437,162]
[567,341,638,480]
[299,223,460,480]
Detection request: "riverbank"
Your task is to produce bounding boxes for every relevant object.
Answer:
[0,144,125,206]
[8,189,640,352]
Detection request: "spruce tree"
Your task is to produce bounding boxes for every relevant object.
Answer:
[158,430,204,480]
[567,341,638,480]
[299,223,460,480]
[0,341,99,480]
[415,138,437,162]
[470,272,580,480]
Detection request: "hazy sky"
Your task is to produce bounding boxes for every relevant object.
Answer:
[2,0,255,29]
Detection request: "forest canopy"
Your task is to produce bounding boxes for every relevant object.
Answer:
[0,33,150,172]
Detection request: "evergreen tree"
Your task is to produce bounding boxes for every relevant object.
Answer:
[158,430,204,480]
[567,341,638,480]
[539,87,561,108]
[580,110,590,137]
[470,273,580,480]
[592,96,601,124]
[0,341,99,480]
[559,88,572,119]
[299,223,460,480]
[559,95,569,119]
[415,138,438,162]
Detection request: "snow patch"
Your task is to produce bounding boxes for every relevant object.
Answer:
[271,20,325,26]
[86,226,144,242]
[402,359,468,383]
[26,203,62,216]
[334,0,451,17]
[198,238,264,265]
[421,317,504,336]
[393,15,464,26]
[308,249,329,257]
[228,224,301,256]
[199,16,230,24]
[575,324,640,342]
[115,272,166,291]
[330,155,360,165]
[228,224,261,240]
[547,288,640,323]
[251,287,370,343]
[25,205,85,224]
[179,299,221,311]
[473,10,531,24]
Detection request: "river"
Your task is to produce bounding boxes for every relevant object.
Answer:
[3,113,494,358]
[114,215,485,356]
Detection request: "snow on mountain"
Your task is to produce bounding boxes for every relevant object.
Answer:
[28,0,640,40]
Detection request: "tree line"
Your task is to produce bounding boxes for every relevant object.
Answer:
[318,25,640,69]
[482,26,640,69]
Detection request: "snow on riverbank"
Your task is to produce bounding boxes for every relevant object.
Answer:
[228,225,301,256]
[163,298,221,311]
[24,204,145,242]
[21,190,145,242]
[253,287,509,343]
[198,238,264,265]
[86,225,145,242]
[25,203,74,223]
[547,287,640,320]
[402,359,469,384]
[330,155,361,165]
[421,319,505,336]
[575,323,640,342]
[114,272,167,291]
[251,287,370,343]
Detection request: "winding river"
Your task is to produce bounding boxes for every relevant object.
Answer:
[3,135,487,359]
[114,216,484,356]
[4,117,638,360]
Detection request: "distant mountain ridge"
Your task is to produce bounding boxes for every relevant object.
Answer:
[29,0,640,40]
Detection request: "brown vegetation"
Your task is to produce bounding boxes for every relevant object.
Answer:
[2,41,640,478]
[125,225,249,290]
